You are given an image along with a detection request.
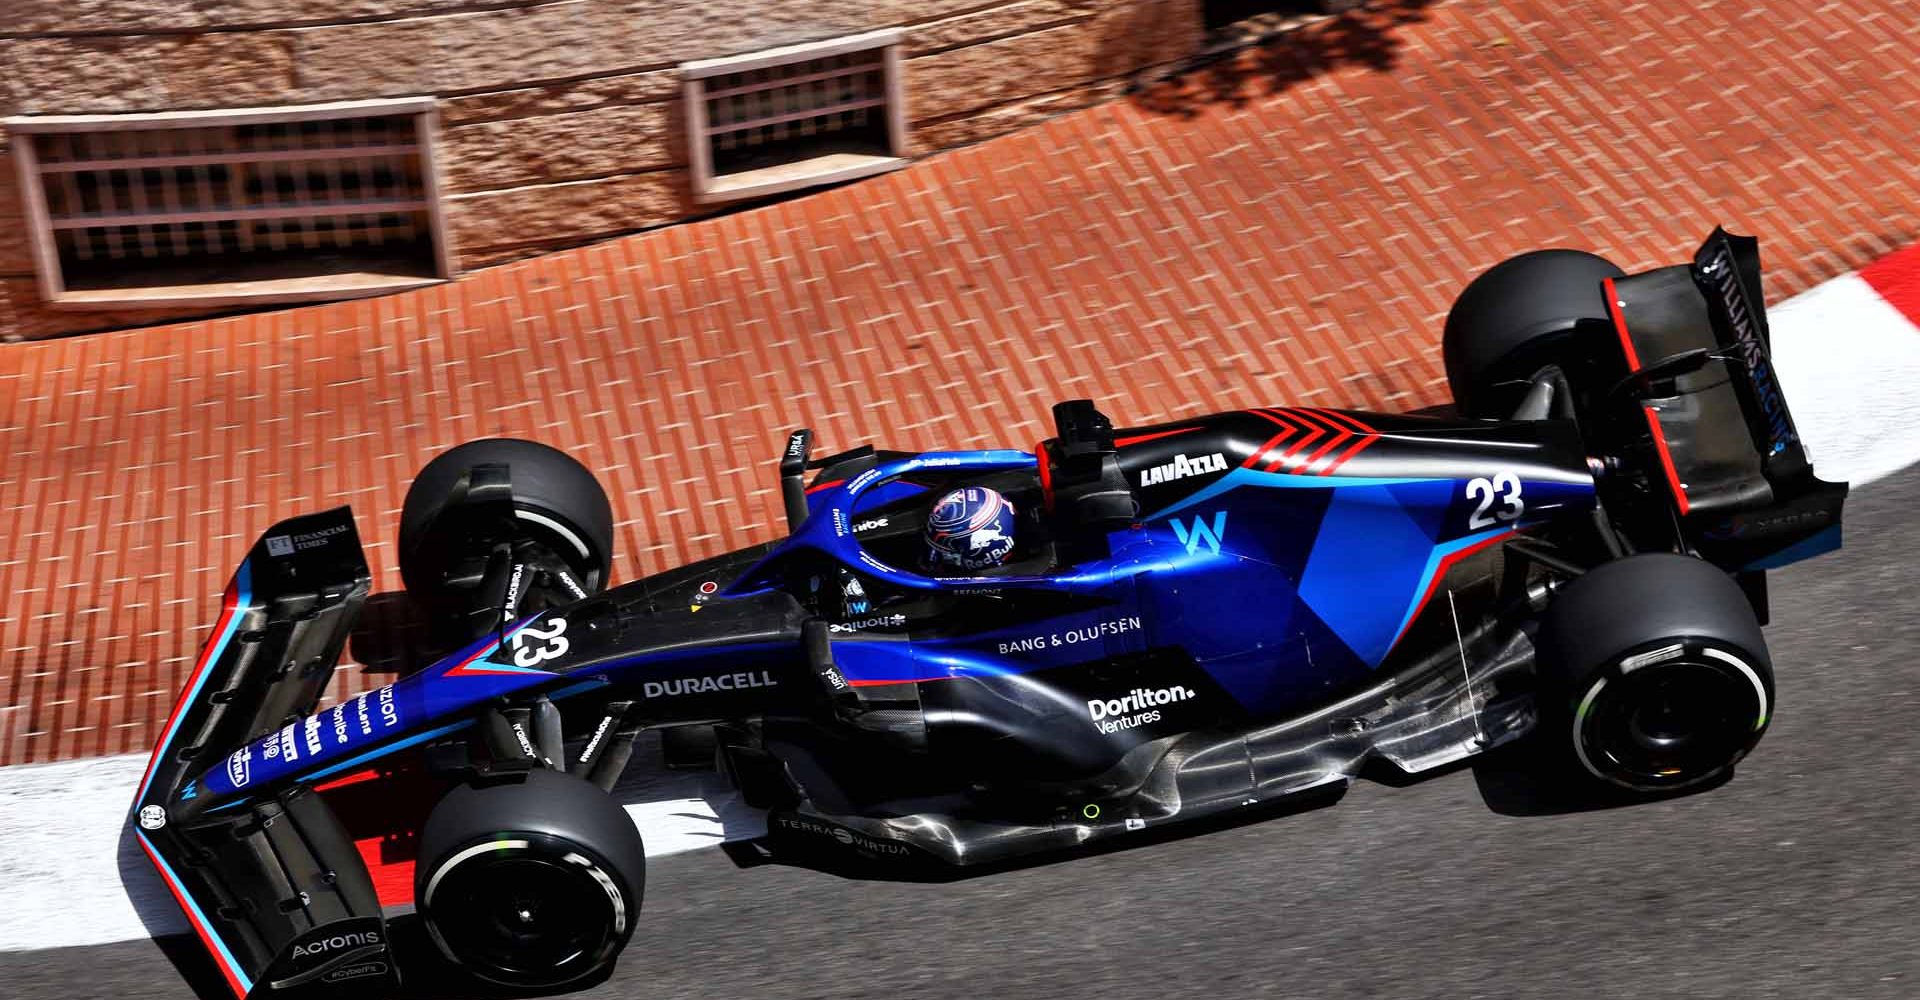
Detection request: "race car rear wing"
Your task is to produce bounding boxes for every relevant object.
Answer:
[1605,228,1847,569]
[131,508,399,997]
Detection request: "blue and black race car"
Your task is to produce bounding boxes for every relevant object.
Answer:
[130,229,1846,997]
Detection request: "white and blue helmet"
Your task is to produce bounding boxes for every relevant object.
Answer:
[924,486,1018,570]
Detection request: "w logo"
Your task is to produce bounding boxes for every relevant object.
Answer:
[1170,511,1229,555]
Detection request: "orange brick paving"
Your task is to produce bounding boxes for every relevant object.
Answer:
[2,0,1917,765]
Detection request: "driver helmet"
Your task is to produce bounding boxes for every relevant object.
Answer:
[924,486,1018,571]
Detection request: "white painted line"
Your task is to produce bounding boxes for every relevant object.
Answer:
[0,752,765,953]
[1769,273,1920,488]
[0,755,170,951]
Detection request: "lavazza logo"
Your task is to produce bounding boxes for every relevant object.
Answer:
[1087,684,1196,734]
[1139,452,1227,487]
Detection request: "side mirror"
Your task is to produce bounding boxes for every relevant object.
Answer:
[779,429,813,533]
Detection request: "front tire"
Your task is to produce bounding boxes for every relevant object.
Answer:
[416,769,645,989]
[1535,553,1773,794]
[398,438,616,631]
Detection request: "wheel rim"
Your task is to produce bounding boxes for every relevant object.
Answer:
[1574,647,1768,791]
[424,839,626,986]
[513,506,607,592]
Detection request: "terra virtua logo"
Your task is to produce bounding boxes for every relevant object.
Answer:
[1087,684,1196,734]
[1139,452,1227,487]
[776,815,910,856]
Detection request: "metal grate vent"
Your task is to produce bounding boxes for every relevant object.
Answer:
[683,31,908,203]
[7,99,452,309]
[704,52,888,173]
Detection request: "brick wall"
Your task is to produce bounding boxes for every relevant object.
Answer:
[0,0,1205,340]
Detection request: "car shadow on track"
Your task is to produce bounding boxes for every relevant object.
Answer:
[1462,734,1733,817]
[115,825,234,1000]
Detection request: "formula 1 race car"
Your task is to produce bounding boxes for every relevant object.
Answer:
[132,229,1846,997]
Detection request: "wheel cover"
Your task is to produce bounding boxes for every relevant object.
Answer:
[1573,645,1769,792]
[423,837,627,986]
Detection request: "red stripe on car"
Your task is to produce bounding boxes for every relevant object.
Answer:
[1390,528,1520,655]
[1643,405,1692,515]
[1267,408,1328,471]
[1605,277,1690,515]
[1114,427,1200,447]
[1318,433,1380,476]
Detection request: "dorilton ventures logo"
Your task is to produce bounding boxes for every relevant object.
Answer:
[1087,684,1196,735]
[643,670,777,698]
[1088,685,1196,721]
[1139,452,1228,487]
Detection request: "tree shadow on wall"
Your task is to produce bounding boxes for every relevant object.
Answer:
[1129,0,1444,118]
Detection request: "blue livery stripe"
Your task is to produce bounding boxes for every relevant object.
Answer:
[297,719,473,784]
[1147,466,1440,522]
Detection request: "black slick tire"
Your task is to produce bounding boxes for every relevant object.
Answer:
[1535,553,1774,794]
[397,438,615,602]
[1443,249,1625,418]
[414,769,645,989]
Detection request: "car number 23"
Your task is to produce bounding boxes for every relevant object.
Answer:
[510,616,570,667]
[1465,472,1524,529]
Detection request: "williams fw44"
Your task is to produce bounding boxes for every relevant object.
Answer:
[133,229,1844,996]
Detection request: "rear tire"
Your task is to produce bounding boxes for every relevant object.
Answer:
[415,769,645,989]
[1443,249,1624,418]
[398,438,615,616]
[1535,553,1773,794]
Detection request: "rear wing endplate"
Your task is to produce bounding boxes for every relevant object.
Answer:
[1608,229,1847,568]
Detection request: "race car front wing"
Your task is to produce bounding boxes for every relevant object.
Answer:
[130,508,399,997]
